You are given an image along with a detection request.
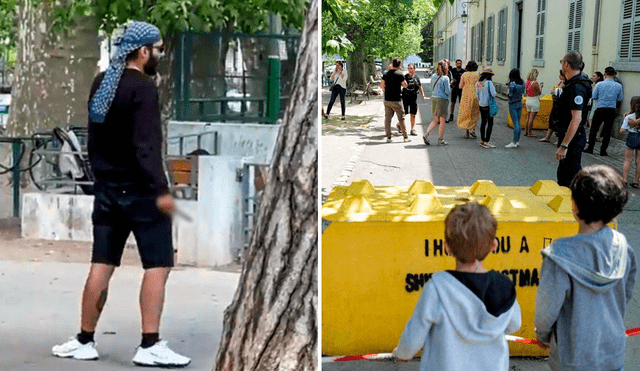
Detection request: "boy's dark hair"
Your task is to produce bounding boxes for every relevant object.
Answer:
[456,59,462,63]
[392,58,402,68]
[570,165,629,224]
[445,202,497,264]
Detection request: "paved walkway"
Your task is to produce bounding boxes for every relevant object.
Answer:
[0,259,239,370]
[321,74,640,371]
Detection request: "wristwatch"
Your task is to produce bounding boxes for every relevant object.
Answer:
[560,143,568,149]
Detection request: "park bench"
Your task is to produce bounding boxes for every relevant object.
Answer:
[350,80,372,103]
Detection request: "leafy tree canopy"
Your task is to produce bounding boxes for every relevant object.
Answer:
[1,0,309,59]
[322,0,438,61]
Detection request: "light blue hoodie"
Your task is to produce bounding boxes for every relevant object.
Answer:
[535,227,637,371]
[395,271,521,371]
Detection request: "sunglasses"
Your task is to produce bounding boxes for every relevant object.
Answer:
[144,44,165,54]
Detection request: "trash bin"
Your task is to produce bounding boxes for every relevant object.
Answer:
[508,95,553,130]
[321,179,594,357]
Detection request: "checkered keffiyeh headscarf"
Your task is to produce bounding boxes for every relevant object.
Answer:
[89,21,161,123]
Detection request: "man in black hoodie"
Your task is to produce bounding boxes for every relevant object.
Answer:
[555,51,592,187]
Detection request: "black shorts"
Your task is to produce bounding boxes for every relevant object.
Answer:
[91,181,174,269]
[402,95,418,115]
[451,88,462,103]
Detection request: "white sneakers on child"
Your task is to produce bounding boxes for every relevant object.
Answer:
[132,340,191,368]
[52,338,99,360]
[505,142,519,148]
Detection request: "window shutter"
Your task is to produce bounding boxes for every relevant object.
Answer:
[497,10,503,61]
[500,8,508,61]
[632,0,640,58]
[575,0,582,50]
[539,8,545,58]
[471,26,476,61]
[479,20,484,62]
[620,0,633,59]
[486,16,493,62]
[567,1,575,51]
[567,0,582,52]
[535,0,546,59]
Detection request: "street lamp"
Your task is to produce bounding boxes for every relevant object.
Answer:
[460,0,480,25]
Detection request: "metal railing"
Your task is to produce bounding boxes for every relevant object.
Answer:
[167,130,219,157]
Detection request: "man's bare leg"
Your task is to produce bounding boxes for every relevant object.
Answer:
[139,267,171,333]
[81,263,116,332]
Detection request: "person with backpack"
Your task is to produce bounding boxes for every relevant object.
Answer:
[475,68,497,149]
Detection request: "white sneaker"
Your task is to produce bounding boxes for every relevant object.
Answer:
[505,142,519,148]
[132,340,191,368]
[52,337,99,360]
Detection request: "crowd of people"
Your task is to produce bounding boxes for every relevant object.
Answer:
[322,51,640,187]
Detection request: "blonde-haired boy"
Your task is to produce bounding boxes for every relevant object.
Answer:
[394,202,521,371]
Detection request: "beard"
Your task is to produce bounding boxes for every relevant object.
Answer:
[144,55,159,76]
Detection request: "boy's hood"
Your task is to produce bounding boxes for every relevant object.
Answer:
[432,272,519,342]
[541,227,628,292]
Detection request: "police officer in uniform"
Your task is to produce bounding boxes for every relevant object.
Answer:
[555,51,592,187]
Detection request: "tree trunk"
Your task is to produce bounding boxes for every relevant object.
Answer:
[7,0,99,136]
[213,0,317,369]
[157,34,177,128]
[347,43,367,88]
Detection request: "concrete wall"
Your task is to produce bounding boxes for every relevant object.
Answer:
[167,121,281,164]
[22,193,95,241]
[20,156,248,267]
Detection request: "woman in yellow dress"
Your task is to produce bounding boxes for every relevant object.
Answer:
[456,60,480,138]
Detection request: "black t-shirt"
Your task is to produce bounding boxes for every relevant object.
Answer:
[556,73,592,135]
[449,67,465,89]
[88,69,169,196]
[402,74,422,98]
[383,69,405,102]
[447,270,517,317]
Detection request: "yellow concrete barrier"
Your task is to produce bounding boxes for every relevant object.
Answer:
[508,95,553,130]
[321,179,599,357]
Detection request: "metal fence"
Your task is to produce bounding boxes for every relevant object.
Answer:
[174,31,299,123]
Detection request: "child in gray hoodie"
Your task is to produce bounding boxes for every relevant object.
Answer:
[393,202,521,371]
[535,165,637,371]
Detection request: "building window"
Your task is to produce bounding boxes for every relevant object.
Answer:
[486,15,495,63]
[567,0,583,52]
[476,20,484,63]
[471,25,476,61]
[619,0,640,61]
[535,0,546,59]
[497,7,508,63]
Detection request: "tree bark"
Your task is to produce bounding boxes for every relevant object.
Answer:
[213,0,317,369]
[7,0,99,136]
